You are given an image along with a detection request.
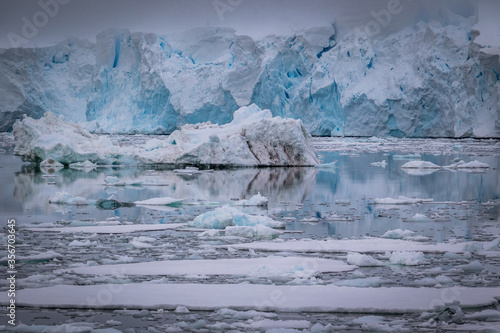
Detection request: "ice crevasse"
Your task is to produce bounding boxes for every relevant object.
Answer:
[12,104,319,166]
[0,1,499,138]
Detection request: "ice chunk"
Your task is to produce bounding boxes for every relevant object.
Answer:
[444,160,490,169]
[40,157,64,168]
[389,251,426,266]
[225,225,281,240]
[346,252,384,267]
[134,197,185,206]
[189,205,284,229]
[69,160,97,170]
[104,176,120,184]
[401,161,441,169]
[48,192,89,205]
[232,192,269,206]
[456,260,483,273]
[382,229,415,239]
[370,160,387,168]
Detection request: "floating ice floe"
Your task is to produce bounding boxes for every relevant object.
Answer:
[134,197,185,206]
[48,192,90,205]
[69,160,97,170]
[0,250,62,264]
[227,237,500,254]
[189,205,284,229]
[314,161,337,169]
[401,161,441,169]
[444,160,490,169]
[13,104,319,166]
[224,225,281,240]
[401,160,489,172]
[59,256,355,277]
[40,157,64,168]
[232,192,269,207]
[26,223,187,234]
[4,284,499,313]
[370,160,387,168]
[381,229,415,239]
[388,251,427,266]
[373,196,433,205]
[346,252,384,267]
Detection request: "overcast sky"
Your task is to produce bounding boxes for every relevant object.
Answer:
[0,0,477,49]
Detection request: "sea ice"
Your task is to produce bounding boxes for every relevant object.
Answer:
[232,192,269,206]
[59,256,355,277]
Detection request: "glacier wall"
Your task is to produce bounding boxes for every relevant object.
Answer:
[0,6,498,137]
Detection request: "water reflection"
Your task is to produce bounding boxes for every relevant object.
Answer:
[3,151,499,242]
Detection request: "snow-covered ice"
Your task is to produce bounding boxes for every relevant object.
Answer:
[3,284,499,313]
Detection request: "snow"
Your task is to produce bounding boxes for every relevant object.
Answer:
[13,104,319,166]
[134,197,185,206]
[26,223,187,234]
[232,192,269,206]
[373,196,434,205]
[3,284,499,313]
[188,205,284,229]
[59,256,355,277]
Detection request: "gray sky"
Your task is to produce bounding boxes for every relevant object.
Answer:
[0,0,477,49]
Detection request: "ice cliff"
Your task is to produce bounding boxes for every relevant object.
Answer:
[13,104,319,166]
[1,2,498,137]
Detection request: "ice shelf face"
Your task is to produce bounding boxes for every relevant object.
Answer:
[12,104,319,166]
[1,4,499,137]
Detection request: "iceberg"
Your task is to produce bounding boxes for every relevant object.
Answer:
[188,205,284,229]
[1,4,498,138]
[12,104,318,166]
